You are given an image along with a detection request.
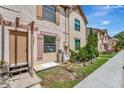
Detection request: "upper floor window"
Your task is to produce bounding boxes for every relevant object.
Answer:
[75,19,80,31]
[43,5,56,23]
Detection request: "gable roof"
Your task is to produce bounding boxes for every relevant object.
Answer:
[62,5,88,25]
[87,27,109,38]
[87,27,107,33]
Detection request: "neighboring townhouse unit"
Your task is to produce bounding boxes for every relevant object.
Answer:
[0,5,87,75]
[107,37,116,52]
[86,27,109,52]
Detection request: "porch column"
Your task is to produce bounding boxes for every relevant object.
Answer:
[28,21,34,77]
[27,26,31,66]
[31,21,34,77]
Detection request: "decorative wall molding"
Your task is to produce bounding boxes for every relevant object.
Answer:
[0,18,38,31]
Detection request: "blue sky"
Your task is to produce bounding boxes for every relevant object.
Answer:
[82,5,124,37]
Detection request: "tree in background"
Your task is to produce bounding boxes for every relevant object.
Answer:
[114,31,124,49]
[85,28,98,63]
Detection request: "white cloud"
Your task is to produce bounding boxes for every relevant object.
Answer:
[103,5,124,10]
[102,21,110,25]
[102,5,111,9]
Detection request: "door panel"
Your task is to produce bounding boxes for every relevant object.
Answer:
[17,32,28,63]
[9,31,28,65]
[9,32,16,64]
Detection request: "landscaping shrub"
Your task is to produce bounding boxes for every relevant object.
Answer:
[78,47,88,66]
[69,49,78,63]
[69,28,98,64]
[114,47,121,52]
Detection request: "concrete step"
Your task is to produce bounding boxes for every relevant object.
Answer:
[9,67,29,74]
[9,63,29,75]
[9,72,42,88]
[34,62,59,72]
[9,62,28,69]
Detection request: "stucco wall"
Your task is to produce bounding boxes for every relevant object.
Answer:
[69,7,86,50]
[97,31,102,52]
[0,25,1,60]
[97,31,109,52]
[0,5,88,66]
[35,6,66,64]
[0,13,3,61]
[0,5,66,65]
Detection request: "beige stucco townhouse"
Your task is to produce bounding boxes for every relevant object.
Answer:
[86,27,109,52]
[0,5,87,75]
[68,6,87,51]
[107,37,116,52]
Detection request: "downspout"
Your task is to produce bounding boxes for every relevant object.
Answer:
[64,7,67,54]
[68,7,70,51]
[0,14,5,62]
[65,8,67,44]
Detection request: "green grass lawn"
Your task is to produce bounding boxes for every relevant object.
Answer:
[37,52,116,88]
[74,52,116,76]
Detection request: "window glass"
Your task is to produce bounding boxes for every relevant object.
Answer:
[75,39,80,50]
[75,19,80,31]
[43,5,56,23]
[44,35,56,53]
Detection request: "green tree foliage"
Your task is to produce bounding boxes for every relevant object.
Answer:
[69,28,99,64]
[78,47,89,66]
[114,31,124,49]
[86,28,98,62]
[69,49,78,62]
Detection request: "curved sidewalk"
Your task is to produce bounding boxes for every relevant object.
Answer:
[75,50,124,88]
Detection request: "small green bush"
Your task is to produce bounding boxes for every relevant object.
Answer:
[69,49,78,62]
[69,28,99,63]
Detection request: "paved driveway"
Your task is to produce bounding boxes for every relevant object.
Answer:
[75,50,124,88]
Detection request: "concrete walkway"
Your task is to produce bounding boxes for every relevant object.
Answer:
[0,72,41,88]
[75,50,124,88]
[9,72,41,88]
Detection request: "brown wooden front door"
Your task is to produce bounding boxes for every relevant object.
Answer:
[9,30,28,65]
